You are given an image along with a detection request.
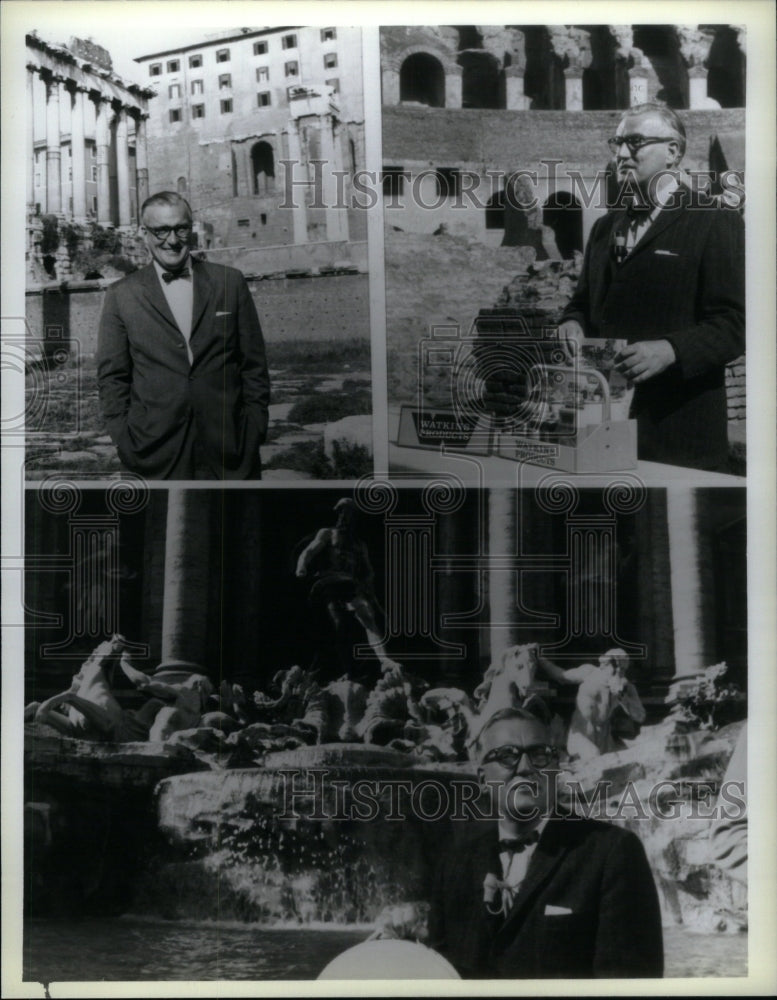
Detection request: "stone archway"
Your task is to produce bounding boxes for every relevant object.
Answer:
[399,52,446,107]
[543,191,583,260]
[250,140,275,196]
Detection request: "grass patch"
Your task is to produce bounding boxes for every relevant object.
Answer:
[287,389,372,425]
[268,337,371,370]
[263,439,372,479]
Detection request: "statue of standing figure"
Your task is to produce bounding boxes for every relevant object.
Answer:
[295,498,399,674]
[537,648,646,760]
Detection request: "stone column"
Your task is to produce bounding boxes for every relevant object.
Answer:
[487,489,518,663]
[666,489,716,676]
[444,67,463,109]
[285,121,308,244]
[45,75,62,214]
[115,107,131,227]
[27,69,35,215]
[320,115,349,242]
[628,66,650,106]
[564,68,584,110]
[504,66,530,110]
[634,491,675,678]
[69,86,87,222]
[161,490,212,666]
[382,65,400,105]
[94,97,112,225]
[688,65,709,108]
[135,114,149,211]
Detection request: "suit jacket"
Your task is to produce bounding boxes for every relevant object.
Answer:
[97,258,270,480]
[427,815,664,979]
[560,187,744,471]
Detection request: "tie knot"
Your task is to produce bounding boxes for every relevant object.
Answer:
[162,267,190,283]
[626,201,652,221]
[499,829,541,854]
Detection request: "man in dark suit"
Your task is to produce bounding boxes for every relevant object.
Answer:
[427,707,664,978]
[559,103,744,472]
[97,192,270,479]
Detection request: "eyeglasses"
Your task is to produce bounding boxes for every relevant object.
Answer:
[607,135,676,155]
[145,225,192,241]
[481,744,559,769]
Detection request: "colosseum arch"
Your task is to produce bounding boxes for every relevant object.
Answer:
[459,49,502,108]
[706,26,745,107]
[399,52,447,107]
[543,191,583,259]
[633,26,688,108]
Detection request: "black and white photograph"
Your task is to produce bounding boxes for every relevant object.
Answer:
[383,23,748,486]
[1,1,775,997]
[20,19,372,482]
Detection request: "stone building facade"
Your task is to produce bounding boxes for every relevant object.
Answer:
[134,26,366,256]
[27,32,153,227]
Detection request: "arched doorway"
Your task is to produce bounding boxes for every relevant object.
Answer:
[176,176,187,194]
[251,140,275,196]
[633,26,687,108]
[399,52,446,107]
[543,191,583,259]
[460,51,501,108]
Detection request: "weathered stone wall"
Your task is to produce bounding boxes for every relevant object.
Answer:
[25,271,369,356]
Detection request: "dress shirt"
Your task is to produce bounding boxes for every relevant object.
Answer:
[625,174,680,254]
[498,819,548,914]
[153,259,194,364]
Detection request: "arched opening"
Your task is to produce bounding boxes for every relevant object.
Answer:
[706,27,745,107]
[633,26,687,108]
[251,140,275,196]
[459,51,501,108]
[176,176,187,194]
[485,189,505,230]
[399,52,446,107]
[543,192,583,259]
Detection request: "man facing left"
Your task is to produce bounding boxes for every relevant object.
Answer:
[97,192,270,480]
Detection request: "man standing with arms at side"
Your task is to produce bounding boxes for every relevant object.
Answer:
[427,707,664,978]
[98,192,270,479]
[558,103,744,472]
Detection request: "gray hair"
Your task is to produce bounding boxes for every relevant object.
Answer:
[140,191,193,223]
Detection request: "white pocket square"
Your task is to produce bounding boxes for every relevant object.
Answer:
[654,250,679,256]
[544,904,573,915]
[215,310,231,317]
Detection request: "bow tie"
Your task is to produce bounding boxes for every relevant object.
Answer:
[626,201,653,221]
[162,267,190,283]
[498,830,541,854]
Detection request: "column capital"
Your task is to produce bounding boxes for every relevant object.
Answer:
[676,25,715,68]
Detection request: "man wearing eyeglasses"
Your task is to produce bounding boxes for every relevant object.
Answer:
[427,706,663,978]
[97,192,270,479]
[558,103,744,473]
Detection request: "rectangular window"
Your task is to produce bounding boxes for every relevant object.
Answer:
[68,168,72,180]
[169,108,182,123]
[169,84,181,98]
[260,213,267,224]
[287,85,303,101]
[149,63,162,76]
[189,54,202,68]
[435,167,462,199]
[237,219,250,227]
[285,61,298,77]
[382,166,406,197]
[325,78,340,93]
[90,165,97,181]
[218,74,231,89]
[220,99,233,114]
[191,79,203,95]
[166,59,180,72]
[216,48,230,62]
[90,145,96,158]
[282,34,297,49]
[256,66,269,82]
[321,28,336,42]
[253,41,268,55]
[192,104,205,119]
[323,52,338,69]
[92,196,97,213]
[35,172,40,186]
[257,91,271,107]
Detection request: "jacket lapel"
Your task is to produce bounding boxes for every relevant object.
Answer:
[622,185,690,263]
[190,259,215,340]
[137,263,180,332]
[493,817,572,946]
